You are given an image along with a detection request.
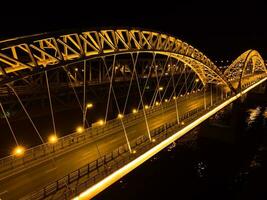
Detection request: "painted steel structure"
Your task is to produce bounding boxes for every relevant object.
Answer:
[0,28,266,200]
[0,28,245,91]
[224,49,266,90]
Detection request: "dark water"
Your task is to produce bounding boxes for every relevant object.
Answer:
[94,95,267,200]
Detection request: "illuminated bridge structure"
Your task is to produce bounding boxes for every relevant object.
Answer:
[0,29,266,200]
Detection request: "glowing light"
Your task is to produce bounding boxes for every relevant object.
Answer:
[152,138,156,142]
[76,126,84,133]
[155,101,160,106]
[195,78,199,83]
[98,119,105,125]
[86,103,93,109]
[132,109,138,114]
[145,105,149,109]
[132,150,137,154]
[181,121,185,125]
[48,134,58,144]
[117,113,124,119]
[173,96,176,100]
[164,99,168,102]
[13,146,25,157]
[75,68,78,71]
[73,77,267,200]
[159,86,163,91]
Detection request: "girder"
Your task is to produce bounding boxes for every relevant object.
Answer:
[224,49,267,90]
[0,29,232,90]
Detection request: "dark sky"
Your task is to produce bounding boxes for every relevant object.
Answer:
[1,1,266,61]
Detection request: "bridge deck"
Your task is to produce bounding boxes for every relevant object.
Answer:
[0,92,212,199]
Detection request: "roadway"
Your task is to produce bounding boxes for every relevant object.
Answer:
[0,91,215,200]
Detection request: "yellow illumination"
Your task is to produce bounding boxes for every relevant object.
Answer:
[73,77,267,200]
[117,114,124,119]
[195,78,199,82]
[145,105,149,109]
[164,99,168,102]
[159,86,163,91]
[152,138,156,142]
[13,146,25,157]
[132,150,137,154]
[132,109,138,114]
[181,121,185,125]
[155,101,160,106]
[76,126,84,133]
[48,134,58,144]
[86,103,93,109]
[98,119,105,125]
[173,96,176,100]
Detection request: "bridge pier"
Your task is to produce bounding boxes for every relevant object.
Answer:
[199,99,246,144]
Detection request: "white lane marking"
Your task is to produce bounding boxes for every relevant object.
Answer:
[45,167,57,174]
[82,152,91,157]
[0,190,8,196]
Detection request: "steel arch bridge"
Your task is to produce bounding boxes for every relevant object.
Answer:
[0,28,254,90]
[0,28,266,200]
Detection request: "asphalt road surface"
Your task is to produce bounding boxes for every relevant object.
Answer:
[0,92,215,200]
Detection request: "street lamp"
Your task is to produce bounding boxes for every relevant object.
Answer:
[97,119,105,125]
[117,113,124,119]
[13,146,25,157]
[159,86,164,91]
[48,134,58,144]
[76,126,84,133]
[145,105,149,109]
[86,103,93,109]
[132,108,138,114]
[83,102,93,128]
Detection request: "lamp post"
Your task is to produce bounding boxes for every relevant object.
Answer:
[83,103,93,128]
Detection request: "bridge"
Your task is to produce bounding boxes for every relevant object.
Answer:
[0,28,266,200]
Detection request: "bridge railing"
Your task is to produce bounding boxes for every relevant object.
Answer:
[21,104,207,200]
[0,90,204,175]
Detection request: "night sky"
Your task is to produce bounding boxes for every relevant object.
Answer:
[1,1,266,61]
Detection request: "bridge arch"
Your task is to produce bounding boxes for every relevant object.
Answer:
[224,50,266,91]
[0,29,233,90]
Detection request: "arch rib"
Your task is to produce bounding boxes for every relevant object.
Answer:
[0,28,233,91]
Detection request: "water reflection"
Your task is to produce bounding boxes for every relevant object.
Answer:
[195,161,207,178]
[167,142,176,152]
[263,107,267,119]
[246,106,261,126]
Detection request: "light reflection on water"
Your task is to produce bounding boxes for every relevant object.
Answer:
[263,107,267,119]
[246,106,261,126]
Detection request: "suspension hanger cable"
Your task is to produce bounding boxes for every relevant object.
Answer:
[137,55,153,110]
[122,57,136,114]
[83,60,87,128]
[63,66,90,128]
[0,102,18,145]
[167,63,187,101]
[171,65,190,100]
[102,55,132,153]
[131,53,152,141]
[150,54,170,107]
[45,71,57,136]
[7,84,44,143]
[170,61,180,124]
